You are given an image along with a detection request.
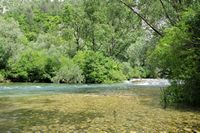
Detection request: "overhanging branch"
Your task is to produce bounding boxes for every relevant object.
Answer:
[159,0,175,26]
[120,0,163,36]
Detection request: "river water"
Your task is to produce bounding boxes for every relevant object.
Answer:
[0,79,169,97]
[0,80,199,132]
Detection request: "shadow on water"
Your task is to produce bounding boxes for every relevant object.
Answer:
[0,108,103,132]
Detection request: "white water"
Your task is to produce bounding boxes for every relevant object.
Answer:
[124,78,170,86]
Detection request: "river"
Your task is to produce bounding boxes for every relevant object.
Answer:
[0,80,199,132]
[0,79,169,97]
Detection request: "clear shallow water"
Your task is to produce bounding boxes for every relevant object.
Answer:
[0,82,199,132]
[0,83,164,97]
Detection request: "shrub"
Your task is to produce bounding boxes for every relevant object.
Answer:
[52,58,84,83]
[74,51,126,83]
[8,50,48,82]
[161,77,200,107]
[0,72,5,82]
[131,66,149,78]
[121,62,133,79]
[8,48,84,83]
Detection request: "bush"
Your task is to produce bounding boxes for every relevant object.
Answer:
[160,83,184,108]
[131,66,149,78]
[161,76,200,107]
[52,58,84,83]
[0,72,5,82]
[8,50,48,82]
[74,51,126,83]
[7,47,85,83]
[121,62,133,79]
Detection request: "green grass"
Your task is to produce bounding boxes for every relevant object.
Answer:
[0,88,199,132]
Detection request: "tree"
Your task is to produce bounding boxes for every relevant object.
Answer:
[0,17,26,70]
[31,33,75,57]
[119,0,199,36]
[119,0,163,36]
[150,6,200,106]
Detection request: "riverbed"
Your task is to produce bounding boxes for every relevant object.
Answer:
[0,83,199,132]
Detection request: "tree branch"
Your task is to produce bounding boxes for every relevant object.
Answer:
[158,0,175,26]
[166,0,181,21]
[120,0,163,36]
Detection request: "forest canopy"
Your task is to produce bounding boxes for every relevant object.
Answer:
[0,0,157,83]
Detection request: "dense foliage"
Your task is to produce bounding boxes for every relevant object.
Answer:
[151,6,200,106]
[0,0,144,83]
[74,51,125,83]
[0,0,199,106]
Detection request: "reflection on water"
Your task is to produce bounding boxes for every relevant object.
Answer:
[0,83,199,132]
